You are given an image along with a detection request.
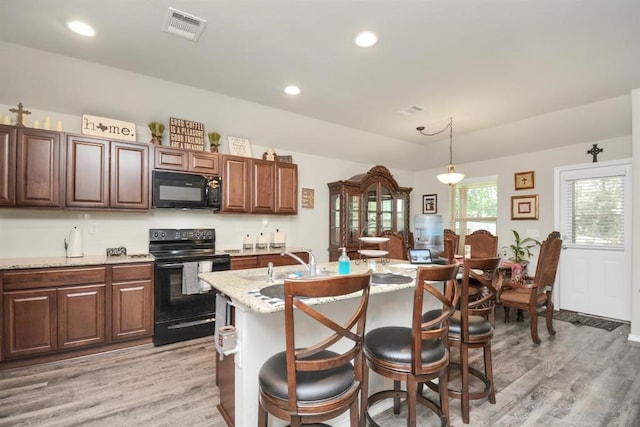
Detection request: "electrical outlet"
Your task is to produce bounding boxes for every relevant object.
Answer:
[90,223,98,234]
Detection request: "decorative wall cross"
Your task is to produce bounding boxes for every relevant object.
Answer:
[587,144,603,162]
[9,102,31,127]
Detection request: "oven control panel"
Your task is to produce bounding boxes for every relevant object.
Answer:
[149,228,214,242]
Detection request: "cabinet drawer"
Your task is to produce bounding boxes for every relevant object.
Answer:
[3,267,106,291]
[112,263,153,282]
[230,256,259,270]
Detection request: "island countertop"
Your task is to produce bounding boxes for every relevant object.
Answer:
[199,259,418,313]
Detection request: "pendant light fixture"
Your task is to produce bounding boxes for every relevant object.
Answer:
[416,117,464,185]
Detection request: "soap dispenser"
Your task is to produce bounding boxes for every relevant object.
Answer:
[338,247,351,275]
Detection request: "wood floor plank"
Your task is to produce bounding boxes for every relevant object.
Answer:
[1,308,639,427]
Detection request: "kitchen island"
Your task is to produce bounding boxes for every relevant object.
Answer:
[199,260,442,427]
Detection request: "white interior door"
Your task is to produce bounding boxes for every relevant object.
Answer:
[555,160,632,321]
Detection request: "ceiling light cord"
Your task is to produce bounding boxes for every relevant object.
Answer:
[416,117,464,185]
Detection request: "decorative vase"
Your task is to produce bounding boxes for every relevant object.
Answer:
[151,135,162,145]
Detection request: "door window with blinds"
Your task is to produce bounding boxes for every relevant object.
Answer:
[563,175,625,248]
[449,179,498,235]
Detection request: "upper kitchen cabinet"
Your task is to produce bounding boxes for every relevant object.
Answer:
[66,134,149,211]
[327,165,412,261]
[153,145,219,175]
[0,125,62,208]
[221,154,298,215]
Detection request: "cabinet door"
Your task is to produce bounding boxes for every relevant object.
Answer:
[65,135,109,208]
[3,289,57,358]
[0,125,16,205]
[57,284,106,349]
[275,162,298,214]
[15,128,61,207]
[189,151,219,175]
[251,159,275,213]
[259,252,309,267]
[112,280,153,341]
[110,141,149,210]
[221,155,250,213]
[154,146,188,171]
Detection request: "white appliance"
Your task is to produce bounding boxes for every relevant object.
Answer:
[65,226,83,258]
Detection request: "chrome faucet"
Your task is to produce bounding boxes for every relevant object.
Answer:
[266,261,275,283]
[281,249,316,275]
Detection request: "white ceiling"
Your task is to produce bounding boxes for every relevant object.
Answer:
[1,0,640,169]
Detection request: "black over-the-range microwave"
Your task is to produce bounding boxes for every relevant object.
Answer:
[152,170,222,211]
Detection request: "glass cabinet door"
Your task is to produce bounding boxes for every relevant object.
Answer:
[347,194,360,245]
[329,192,340,247]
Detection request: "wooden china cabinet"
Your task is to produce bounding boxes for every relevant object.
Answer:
[327,165,412,261]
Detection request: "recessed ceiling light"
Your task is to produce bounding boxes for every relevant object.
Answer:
[67,20,95,37]
[284,85,301,95]
[354,31,378,48]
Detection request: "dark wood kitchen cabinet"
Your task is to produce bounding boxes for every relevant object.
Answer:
[1,262,153,368]
[0,125,62,208]
[154,145,219,175]
[0,125,17,205]
[65,135,149,210]
[229,251,310,270]
[111,263,153,341]
[221,154,251,213]
[221,154,298,214]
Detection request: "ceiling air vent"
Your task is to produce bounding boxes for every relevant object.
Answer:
[164,8,207,41]
[398,105,425,116]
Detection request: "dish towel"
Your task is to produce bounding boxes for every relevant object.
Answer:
[215,293,231,358]
[198,261,213,293]
[181,262,200,295]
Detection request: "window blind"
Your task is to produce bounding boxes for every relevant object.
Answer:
[564,175,624,247]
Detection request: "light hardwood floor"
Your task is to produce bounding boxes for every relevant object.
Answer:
[1,309,639,427]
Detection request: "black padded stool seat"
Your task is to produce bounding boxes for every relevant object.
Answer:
[364,326,446,365]
[259,350,354,402]
[423,310,493,336]
[361,264,460,427]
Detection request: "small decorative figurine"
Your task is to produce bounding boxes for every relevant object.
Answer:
[148,122,165,145]
[207,132,221,152]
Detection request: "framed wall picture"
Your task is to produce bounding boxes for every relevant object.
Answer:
[514,170,535,190]
[423,194,437,214]
[228,136,252,157]
[511,194,539,220]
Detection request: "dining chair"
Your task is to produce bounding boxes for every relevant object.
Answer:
[379,229,409,260]
[257,270,372,427]
[464,229,498,258]
[423,256,501,424]
[499,231,562,344]
[361,263,459,426]
[443,229,460,256]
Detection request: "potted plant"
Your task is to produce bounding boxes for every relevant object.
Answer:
[148,121,165,145]
[207,132,221,152]
[502,229,541,262]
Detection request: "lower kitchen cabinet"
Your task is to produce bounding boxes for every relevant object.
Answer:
[0,262,153,367]
[2,288,57,359]
[58,284,106,350]
[229,251,310,270]
[111,263,153,341]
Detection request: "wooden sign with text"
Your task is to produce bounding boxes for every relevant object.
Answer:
[169,117,205,151]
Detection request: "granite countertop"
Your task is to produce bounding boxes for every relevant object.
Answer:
[0,254,156,271]
[219,247,308,257]
[199,259,418,314]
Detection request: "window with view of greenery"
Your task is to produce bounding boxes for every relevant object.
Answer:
[449,179,498,236]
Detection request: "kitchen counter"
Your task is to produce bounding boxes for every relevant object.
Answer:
[0,254,155,270]
[199,260,435,427]
[218,246,308,257]
[199,260,417,314]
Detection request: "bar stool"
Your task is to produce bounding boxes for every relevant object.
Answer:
[361,263,459,426]
[423,256,501,424]
[257,270,372,427]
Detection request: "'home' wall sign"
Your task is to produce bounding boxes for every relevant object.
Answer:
[82,114,136,142]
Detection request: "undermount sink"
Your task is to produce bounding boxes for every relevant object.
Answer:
[239,270,336,283]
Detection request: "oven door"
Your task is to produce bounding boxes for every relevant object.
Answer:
[154,261,216,323]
